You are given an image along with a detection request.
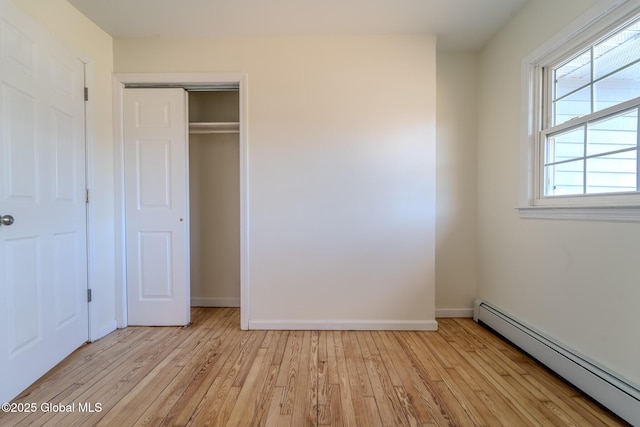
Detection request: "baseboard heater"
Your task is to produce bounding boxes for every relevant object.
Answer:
[473,300,639,426]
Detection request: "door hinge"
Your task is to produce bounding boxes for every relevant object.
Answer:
[84,87,89,101]
[87,289,92,303]
[86,189,90,204]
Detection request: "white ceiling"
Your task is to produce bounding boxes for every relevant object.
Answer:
[66,0,529,51]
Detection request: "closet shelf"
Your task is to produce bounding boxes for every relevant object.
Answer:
[189,122,239,134]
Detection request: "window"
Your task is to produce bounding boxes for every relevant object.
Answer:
[543,17,640,197]
[520,0,640,221]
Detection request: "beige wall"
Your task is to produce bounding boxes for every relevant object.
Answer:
[10,0,116,339]
[435,52,478,311]
[477,0,640,385]
[189,133,241,304]
[189,91,241,306]
[115,35,437,326]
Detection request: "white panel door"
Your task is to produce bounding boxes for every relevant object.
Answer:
[124,88,190,326]
[0,0,88,403]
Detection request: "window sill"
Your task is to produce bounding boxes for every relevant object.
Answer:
[517,205,640,222]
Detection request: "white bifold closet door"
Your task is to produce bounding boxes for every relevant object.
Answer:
[123,88,190,326]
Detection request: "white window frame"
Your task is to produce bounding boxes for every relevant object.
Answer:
[519,0,640,221]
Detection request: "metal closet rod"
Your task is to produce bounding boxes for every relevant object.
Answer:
[124,83,239,91]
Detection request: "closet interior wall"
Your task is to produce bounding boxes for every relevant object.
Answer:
[188,90,240,307]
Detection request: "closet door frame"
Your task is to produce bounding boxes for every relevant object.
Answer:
[113,73,249,330]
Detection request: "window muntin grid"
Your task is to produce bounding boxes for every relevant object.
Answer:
[541,17,640,198]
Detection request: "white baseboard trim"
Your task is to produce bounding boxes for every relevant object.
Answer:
[474,299,640,426]
[191,297,240,308]
[435,308,474,318]
[248,319,439,331]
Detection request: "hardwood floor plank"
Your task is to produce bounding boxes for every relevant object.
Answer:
[226,346,272,426]
[251,364,282,427]
[234,332,284,426]
[364,353,409,426]
[387,332,446,425]
[325,331,341,386]
[571,395,627,426]
[160,315,245,425]
[277,331,303,416]
[398,331,466,426]
[0,308,628,427]
[317,358,331,425]
[443,367,502,426]
[415,330,457,371]
[394,385,420,427]
[501,363,595,426]
[318,330,328,363]
[264,386,286,426]
[450,350,526,426]
[326,384,345,427]
[98,308,231,426]
[449,318,504,351]
[455,317,620,426]
[344,331,374,397]
[440,323,530,426]
[343,331,374,426]
[308,331,320,425]
[522,373,617,427]
[331,332,358,427]
[207,385,242,427]
[398,331,444,382]
[438,319,488,353]
[6,327,158,425]
[371,331,404,387]
[233,330,268,387]
[451,343,557,426]
[186,328,262,424]
[429,379,481,427]
[502,375,575,426]
[363,395,384,426]
[46,326,185,426]
[291,331,316,427]
[520,358,584,398]
[404,332,480,427]
[134,310,237,425]
[276,331,302,389]
[272,330,291,368]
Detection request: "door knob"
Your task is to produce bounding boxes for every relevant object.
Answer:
[1,215,14,226]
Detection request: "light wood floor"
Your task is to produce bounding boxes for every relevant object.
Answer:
[1,308,626,426]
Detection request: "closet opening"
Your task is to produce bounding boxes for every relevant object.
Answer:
[115,72,248,330]
[188,90,241,309]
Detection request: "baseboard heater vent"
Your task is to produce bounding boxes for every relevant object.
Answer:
[473,300,639,426]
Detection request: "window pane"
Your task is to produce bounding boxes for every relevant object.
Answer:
[554,86,591,125]
[586,150,637,194]
[593,18,640,80]
[539,13,640,202]
[546,126,585,165]
[554,51,591,98]
[545,160,584,196]
[587,109,638,156]
[594,61,640,111]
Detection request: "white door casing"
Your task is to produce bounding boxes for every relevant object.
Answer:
[0,0,88,403]
[123,88,190,326]
[114,73,249,330]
